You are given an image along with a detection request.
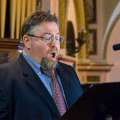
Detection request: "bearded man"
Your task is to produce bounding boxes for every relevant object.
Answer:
[0,11,83,120]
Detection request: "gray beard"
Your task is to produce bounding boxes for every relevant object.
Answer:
[40,57,58,71]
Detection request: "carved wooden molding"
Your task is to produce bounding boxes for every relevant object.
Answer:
[77,63,113,72]
[58,55,76,67]
[0,39,19,49]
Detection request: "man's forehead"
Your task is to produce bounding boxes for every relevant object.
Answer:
[32,22,59,34]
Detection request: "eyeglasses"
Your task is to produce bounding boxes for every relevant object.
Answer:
[27,33,64,43]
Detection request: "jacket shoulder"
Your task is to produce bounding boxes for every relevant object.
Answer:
[58,62,75,69]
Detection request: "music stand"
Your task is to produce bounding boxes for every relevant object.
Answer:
[60,82,120,120]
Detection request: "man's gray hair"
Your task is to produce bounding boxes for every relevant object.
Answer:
[21,11,58,39]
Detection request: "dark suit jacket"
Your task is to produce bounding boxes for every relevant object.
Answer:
[0,54,83,120]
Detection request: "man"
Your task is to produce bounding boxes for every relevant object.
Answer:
[0,11,83,120]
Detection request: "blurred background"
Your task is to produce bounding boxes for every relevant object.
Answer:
[0,0,120,84]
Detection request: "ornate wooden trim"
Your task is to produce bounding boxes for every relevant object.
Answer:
[0,39,19,49]
[58,55,76,67]
[77,63,113,71]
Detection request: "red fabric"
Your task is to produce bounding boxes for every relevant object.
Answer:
[51,70,66,116]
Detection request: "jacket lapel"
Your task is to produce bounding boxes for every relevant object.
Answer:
[56,63,83,109]
[18,55,60,117]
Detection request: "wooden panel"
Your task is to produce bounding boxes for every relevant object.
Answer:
[0,51,9,63]
[16,0,22,39]
[1,0,7,38]
[0,39,18,49]
[10,0,17,39]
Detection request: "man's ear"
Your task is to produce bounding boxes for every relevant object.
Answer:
[22,35,31,49]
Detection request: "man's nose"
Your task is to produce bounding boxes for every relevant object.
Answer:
[48,39,58,48]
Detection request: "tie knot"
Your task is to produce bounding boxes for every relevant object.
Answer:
[40,67,54,77]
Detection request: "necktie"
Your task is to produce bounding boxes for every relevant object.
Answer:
[50,70,66,116]
[40,67,66,116]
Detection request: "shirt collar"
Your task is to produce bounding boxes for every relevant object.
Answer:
[22,51,41,74]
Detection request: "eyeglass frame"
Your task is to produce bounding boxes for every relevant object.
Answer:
[27,33,64,43]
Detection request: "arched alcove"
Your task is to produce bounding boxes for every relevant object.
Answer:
[103,1,120,82]
[106,18,120,82]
